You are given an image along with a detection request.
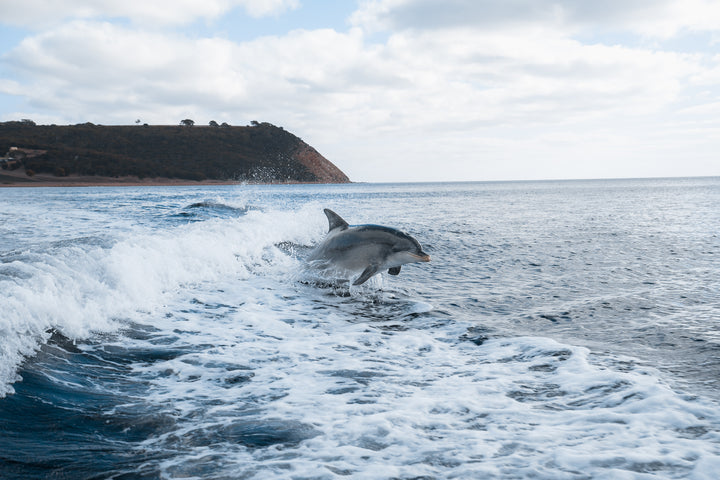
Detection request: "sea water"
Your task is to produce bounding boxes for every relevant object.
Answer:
[0,178,719,479]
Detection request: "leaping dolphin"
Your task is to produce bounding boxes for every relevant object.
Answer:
[307,209,431,285]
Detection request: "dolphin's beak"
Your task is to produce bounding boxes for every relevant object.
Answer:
[413,253,431,262]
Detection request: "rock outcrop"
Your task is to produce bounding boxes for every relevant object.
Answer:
[293,143,349,184]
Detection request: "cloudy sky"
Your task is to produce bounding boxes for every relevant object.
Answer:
[1,0,719,182]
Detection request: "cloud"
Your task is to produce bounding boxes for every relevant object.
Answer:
[352,0,720,38]
[2,22,375,125]
[1,0,719,181]
[3,22,242,120]
[11,20,696,125]
[0,0,300,28]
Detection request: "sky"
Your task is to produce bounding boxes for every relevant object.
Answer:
[1,0,719,182]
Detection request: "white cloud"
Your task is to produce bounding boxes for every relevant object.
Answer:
[352,0,720,38]
[0,0,299,28]
[1,0,719,181]
[2,22,374,124]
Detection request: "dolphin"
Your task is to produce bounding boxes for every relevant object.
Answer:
[307,209,431,285]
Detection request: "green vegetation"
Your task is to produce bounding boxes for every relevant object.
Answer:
[0,121,347,183]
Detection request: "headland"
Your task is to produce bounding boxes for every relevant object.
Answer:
[0,120,350,187]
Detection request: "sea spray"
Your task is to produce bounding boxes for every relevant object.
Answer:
[0,202,325,397]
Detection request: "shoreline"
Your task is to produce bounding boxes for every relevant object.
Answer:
[0,170,346,188]
[0,122,350,185]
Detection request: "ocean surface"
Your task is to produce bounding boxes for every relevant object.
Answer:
[0,178,719,479]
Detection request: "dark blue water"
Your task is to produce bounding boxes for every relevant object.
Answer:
[1,179,719,479]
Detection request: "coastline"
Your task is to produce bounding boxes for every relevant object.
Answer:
[1,122,351,186]
[0,170,338,188]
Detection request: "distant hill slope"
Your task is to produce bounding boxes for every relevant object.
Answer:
[0,121,350,183]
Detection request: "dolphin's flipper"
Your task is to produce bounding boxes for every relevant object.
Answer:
[388,266,401,275]
[324,209,349,232]
[354,265,380,285]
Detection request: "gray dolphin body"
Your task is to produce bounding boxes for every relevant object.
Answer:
[308,209,431,285]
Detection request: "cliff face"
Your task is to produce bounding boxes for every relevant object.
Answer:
[293,143,350,184]
[0,121,350,183]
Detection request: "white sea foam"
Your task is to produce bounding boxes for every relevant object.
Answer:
[74,253,717,479]
[117,280,720,479]
[0,203,325,396]
[2,182,719,479]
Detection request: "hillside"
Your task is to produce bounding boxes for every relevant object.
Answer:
[0,121,350,184]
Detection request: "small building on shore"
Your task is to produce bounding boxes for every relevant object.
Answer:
[1,147,48,170]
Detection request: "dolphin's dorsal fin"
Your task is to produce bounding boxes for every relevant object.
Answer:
[324,209,349,232]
